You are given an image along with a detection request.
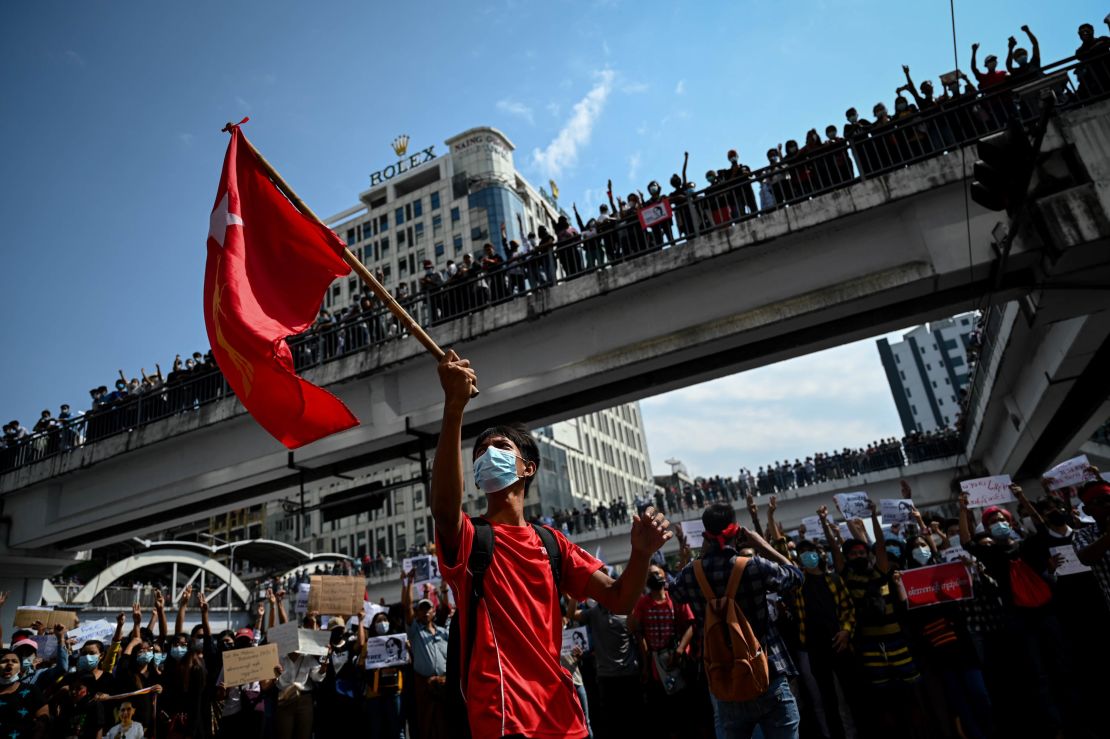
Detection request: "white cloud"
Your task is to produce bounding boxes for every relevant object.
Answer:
[546,101,561,117]
[627,151,641,181]
[64,50,86,67]
[675,79,686,95]
[497,98,534,124]
[622,81,649,94]
[532,69,615,178]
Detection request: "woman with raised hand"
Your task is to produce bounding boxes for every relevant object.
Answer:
[358,611,405,739]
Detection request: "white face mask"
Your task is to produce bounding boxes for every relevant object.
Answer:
[373,621,389,635]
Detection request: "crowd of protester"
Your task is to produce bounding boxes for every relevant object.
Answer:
[5,464,1110,739]
[5,18,1110,474]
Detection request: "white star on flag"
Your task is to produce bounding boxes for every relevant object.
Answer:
[209,191,244,248]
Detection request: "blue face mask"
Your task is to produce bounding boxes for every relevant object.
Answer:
[137,652,154,665]
[78,654,100,671]
[989,521,1012,539]
[886,546,903,560]
[153,653,167,667]
[473,446,522,494]
[799,552,821,570]
[911,547,932,565]
[170,646,188,660]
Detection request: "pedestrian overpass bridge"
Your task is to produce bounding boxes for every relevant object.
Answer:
[3,96,1110,616]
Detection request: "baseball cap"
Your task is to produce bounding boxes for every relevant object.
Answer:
[415,598,434,611]
[234,628,254,641]
[13,638,38,651]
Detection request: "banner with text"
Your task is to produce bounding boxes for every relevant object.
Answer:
[959,475,1014,508]
[1043,455,1090,491]
[901,562,974,609]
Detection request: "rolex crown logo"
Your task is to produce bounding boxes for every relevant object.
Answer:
[392,135,410,157]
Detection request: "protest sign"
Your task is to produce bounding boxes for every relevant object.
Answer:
[222,643,279,686]
[880,499,916,524]
[32,634,59,661]
[800,516,823,537]
[294,583,310,616]
[959,475,1014,508]
[900,562,974,609]
[266,621,331,657]
[307,576,364,616]
[837,522,851,541]
[833,492,870,520]
[402,555,441,589]
[69,619,115,648]
[361,600,388,626]
[680,519,704,549]
[941,546,968,563]
[1050,545,1091,577]
[12,607,78,630]
[561,627,590,657]
[364,634,409,668]
[1043,455,1090,490]
[638,198,672,229]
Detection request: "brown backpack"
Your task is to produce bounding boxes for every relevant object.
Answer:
[693,557,770,702]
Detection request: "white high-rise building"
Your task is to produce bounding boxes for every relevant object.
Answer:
[322,126,559,307]
[876,313,977,433]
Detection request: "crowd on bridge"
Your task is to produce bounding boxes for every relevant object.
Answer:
[4,16,1110,475]
[5,462,1110,739]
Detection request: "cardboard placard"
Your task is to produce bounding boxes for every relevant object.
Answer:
[1043,455,1090,490]
[12,608,78,630]
[222,643,279,686]
[561,626,590,657]
[833,492,870,520]
[901,562,974,609]
[679,519,704,549]
[880,499,916,524]
[364,634,408,668]
[266,621,331,657]
[1050,545,1091,577]
[959,475,1014,508]
[307,576,364,616]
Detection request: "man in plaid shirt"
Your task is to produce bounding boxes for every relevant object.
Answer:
[670,503,803,739]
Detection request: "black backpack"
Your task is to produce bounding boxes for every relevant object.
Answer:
[445,517,562,739]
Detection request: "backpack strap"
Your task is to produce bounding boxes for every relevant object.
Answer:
[725,557,750,600]
[461,517,494,692]
[530,523,562,591]
[692,560,716,601]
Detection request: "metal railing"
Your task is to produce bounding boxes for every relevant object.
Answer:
[4,52,1109,476]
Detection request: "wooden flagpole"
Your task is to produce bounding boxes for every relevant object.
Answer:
[224,122,477,395]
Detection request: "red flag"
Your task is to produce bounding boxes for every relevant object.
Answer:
[203,126,358,448]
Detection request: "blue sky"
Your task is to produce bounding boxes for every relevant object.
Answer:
[2,0,1100,478]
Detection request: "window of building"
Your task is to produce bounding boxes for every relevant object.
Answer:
[932,380,937,388]
[413,199,423,217]
[911,404,918,415]
[382,263,391,281]
[431,192,441,210]
[397,229,406,246]
[899,371,905,380]
[346,228,356,245]
[404,203,413,221]
[470,226,483,241]
[895,354,901,364]
[399,259,408,278]
[432,214,443,235]
[925,363,932,370]
[435,242,445,257]
[944,415,950,424]
[906,387,912,397]
[450,207,461,222]
[944,378,950,384]
[379,214,389,231]
[380,236,390,256]
[453,235,463,253]
[950,356,964,367]
[395,207,405,226]
[938,397,944,405]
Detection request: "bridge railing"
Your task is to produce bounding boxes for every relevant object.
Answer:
[4,53,1108,476]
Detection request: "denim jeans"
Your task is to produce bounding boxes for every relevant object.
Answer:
[709,674,801,739]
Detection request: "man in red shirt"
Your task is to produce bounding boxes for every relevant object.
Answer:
[432,350,673,739]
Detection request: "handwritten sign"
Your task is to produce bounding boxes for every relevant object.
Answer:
[13,607,78,630]
[679,519,704,549]
[68,619,115,648]
[222,643,279,686]
[900,562,974,609]
[834,492,870,520]
[361,601,388,627]
[941,546,969,563]
[837,522,851,541]
[1043,455,1090,490]
[294,583,310,616]
[266,621,331,657]
[561,626,590,657]
[307,576,364,616]
[880,499,916,524]
[959,475,1014,508]
[364,634,409,668]
[1050,546,1091,577]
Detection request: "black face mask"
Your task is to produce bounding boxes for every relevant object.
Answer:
[1046,511,1068,527]
[847,558,871,572]
[647,574,666,590]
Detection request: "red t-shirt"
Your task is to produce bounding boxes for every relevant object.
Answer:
[437,517,603,739]
[632,593,694,652]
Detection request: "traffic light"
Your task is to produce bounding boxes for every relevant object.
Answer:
[970,120,1034,213]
